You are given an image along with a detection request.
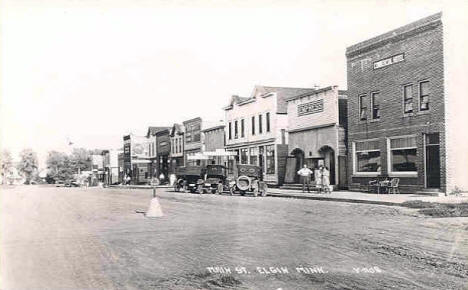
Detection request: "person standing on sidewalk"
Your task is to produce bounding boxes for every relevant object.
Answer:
[297,164,313,193]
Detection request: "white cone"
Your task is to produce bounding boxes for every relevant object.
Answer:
[145,197,164,218]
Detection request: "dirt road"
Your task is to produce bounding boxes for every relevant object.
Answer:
[1,185,467,289]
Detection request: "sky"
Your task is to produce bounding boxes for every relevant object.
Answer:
[0,0,453,167]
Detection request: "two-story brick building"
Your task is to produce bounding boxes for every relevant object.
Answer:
[224,85,315,185]
[285,86,348,188]
[202,123,227,165]
[146,126,171,179]
[183,117,204,166]
[346,12,451,194]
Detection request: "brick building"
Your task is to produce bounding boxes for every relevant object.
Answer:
[345,12,463,194]
[183,117,204,166]
[169,123,184,174]
[146,126,170,178]
[202,123,226,165]
[224,85,315,185]
[285,86,347,188]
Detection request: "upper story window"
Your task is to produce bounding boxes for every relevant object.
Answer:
[251,116,255,135]
[228,122,232,140]
[266,112,271,132]
[371,92,380,119]
[403,84,413,113]
[241,119,245,138]
[359,95,368,121]
[234,120,238,139]
[419,81,430,111]
[259,114,263,134]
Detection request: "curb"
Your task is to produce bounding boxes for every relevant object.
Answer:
[267,193,403,207]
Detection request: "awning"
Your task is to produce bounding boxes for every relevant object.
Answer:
[203,149,238,156]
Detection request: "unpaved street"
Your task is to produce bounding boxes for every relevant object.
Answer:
[1,185,467,289]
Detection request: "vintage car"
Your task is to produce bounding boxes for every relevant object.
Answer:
[200,164,228,194]
[173,166,205,193]
[229,164,268,197]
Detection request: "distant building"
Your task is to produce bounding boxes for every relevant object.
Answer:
[183,117,203,166]
[146,126,171,179]
[224,85,316,185]
[123,134,150,184]
[102,149,122,185]
[285,86,347,188]
[169,123,185,174]
[202,123,226,165]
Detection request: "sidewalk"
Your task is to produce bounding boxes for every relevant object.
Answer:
[108,185,468,207]
[268,188,468,206]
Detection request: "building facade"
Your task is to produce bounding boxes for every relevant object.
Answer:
[123,134,150,184]
[183,117,203,166]
[202,124,226,165]
[102,149,121,185]
[224,86,315,185]
[346,13,446,193]
[285,86,348,188]
[169,123,185,174]
[156,128,171,180]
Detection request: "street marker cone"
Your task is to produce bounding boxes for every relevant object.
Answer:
[145,197,164,218]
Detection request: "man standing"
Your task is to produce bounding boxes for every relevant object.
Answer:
[297,164,313,193]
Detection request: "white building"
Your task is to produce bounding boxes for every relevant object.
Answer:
[224,85,315,185]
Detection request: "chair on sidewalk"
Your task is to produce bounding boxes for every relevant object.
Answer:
[368,180,379,193]
[384,178,400,194]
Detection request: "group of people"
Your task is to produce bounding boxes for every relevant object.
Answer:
[297,164,331,193]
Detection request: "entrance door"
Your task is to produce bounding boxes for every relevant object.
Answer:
[425,133,441,188]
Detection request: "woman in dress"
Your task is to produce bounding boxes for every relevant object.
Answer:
[322,166,331,194]
[315,166,323,193]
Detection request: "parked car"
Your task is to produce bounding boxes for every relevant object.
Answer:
[173,166,205,193]
[201,165,228,194]
[229,164,268,197]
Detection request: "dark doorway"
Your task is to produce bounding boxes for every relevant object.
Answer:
[291,148,305,183]
[319,146,336,185]
[425,133,441,188]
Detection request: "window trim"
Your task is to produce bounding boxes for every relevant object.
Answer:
[358,94,368,121]
[352,138,381,176]
[386,135,418,177]
[402,83,414,115]
[370,91,380,120]
[418,80,430,112]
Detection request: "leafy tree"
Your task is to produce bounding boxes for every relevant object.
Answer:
[17,149,38,184]
[70,148,92,173]
[1,150,14,184]
[46,151,74,183]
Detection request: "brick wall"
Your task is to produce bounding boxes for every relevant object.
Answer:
[346,15,445,193]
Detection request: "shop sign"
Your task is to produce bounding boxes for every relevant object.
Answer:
[298,99,324,116]
[373,53,405,69]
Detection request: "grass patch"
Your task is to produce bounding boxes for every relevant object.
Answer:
[402,201,468,217]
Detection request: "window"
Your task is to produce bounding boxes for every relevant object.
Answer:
[241,119,245,138]
[259,114,263,134]
[359,95,368,121]
[266,112,270,132]
[228,122,232,140]
[354,139,381,173]
[371,92,380,119]
[389,136,417,172]
[234,120,238,139]
[403,84,413,113]
[266,145,275,174]
[419,81,430,111]
[249,147,258,165]
[240,148,248,164]
[251,116,255,135]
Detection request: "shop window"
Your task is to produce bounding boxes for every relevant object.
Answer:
[371,92,380,119]
[240,148,248,164]
[389,136,417,172]
[354,139,381,173]
[403,84,413,113]
[266,112,271,132]
[241,119,245,138]
[359,95,368,121]
[419,81,430,111]
[249,147,258,165]
[251,116,255,135]
[228,122,232,140]
[266,145,275,174]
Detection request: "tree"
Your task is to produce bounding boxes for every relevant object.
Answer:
[1,150,13,184]
[70,148,92,173]
[17,149,38,184]
[46,151,74,183]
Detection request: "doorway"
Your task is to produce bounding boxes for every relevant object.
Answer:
[425,133,441,188]
[319,145,336,185]
[291,148,305,183]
